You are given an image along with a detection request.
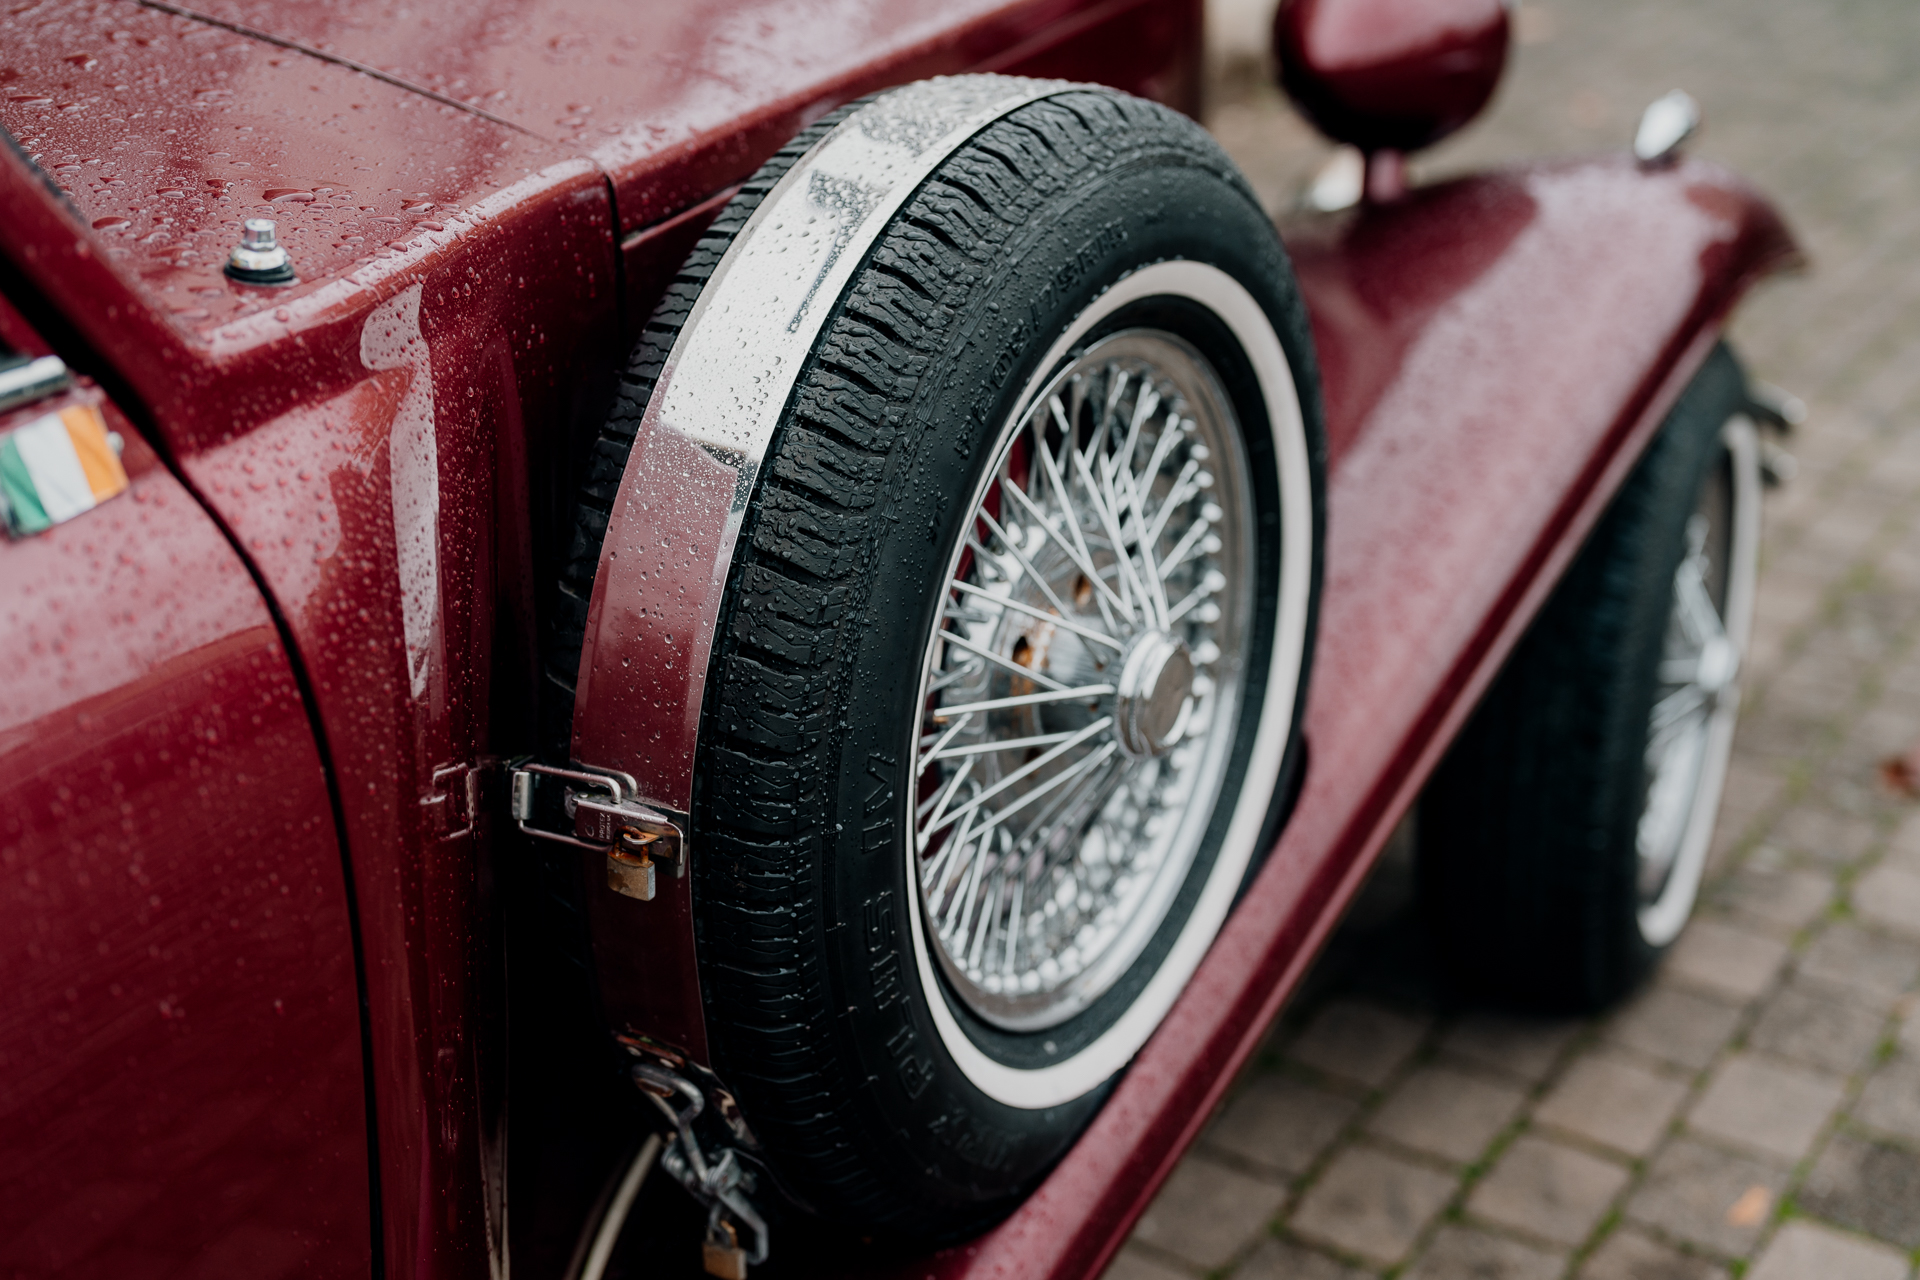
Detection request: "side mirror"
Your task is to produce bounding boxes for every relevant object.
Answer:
[1275,0,1509,198]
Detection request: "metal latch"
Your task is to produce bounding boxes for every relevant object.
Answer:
[509,762,683,901]
[632,1062,770,1278]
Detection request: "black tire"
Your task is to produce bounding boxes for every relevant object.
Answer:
[547,86,1326,1238]
[1419,343,1761,1011]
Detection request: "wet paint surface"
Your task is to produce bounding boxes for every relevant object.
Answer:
[902,158,1796,1280]
[0,0,585,341]
[158,0,1200,232]
[0,0,1197,349]
[2,12,621,1271]
[1275,0,1510,153]
[179,181,618,1279]
[0,366,371,1276]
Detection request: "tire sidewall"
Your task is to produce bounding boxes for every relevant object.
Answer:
[807,133,1321,1213]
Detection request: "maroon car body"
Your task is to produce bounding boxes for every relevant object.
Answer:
[0,0,1794,1276]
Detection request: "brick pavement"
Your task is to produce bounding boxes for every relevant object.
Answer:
[1107,1,1920,1277]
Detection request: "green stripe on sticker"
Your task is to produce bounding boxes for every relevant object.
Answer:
[0,433,52,537]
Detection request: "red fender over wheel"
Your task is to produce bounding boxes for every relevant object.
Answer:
[894,156,1797,1278]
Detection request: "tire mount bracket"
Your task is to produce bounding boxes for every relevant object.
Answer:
[508,761,683,900]
[511,771,771,1273]
[631,1058,771,1278]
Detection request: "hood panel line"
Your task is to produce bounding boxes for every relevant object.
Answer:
[132,0,540,137]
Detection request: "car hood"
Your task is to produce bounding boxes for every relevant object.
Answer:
[0,0,1085,341]
[155,0,1071,230]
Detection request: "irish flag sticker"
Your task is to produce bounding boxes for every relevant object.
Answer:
[0,404,129,538]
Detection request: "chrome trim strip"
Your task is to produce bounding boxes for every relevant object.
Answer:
[574,75,1080,810]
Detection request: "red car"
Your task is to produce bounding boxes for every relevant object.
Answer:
[0,0,1797,1275]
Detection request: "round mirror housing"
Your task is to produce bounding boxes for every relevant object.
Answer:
[1274,0,1510,156]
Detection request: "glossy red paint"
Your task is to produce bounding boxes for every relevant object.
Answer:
[0,0,1803,1275]
[1,0,592,354]
[1275,0,1508,155]
[899,156,1796,1280]
[0,301,371,1276]
[1,2,1208,1276]
[152,0,1201,234]
[4,9,619,1274]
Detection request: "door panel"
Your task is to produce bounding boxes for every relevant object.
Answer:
[0,348,371,1277]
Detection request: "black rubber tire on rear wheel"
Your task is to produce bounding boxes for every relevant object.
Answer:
[547,86,1326,1240]
[1418,343,1757,1011]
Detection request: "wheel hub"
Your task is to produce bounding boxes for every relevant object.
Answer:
[1695,632,1738,696]
[1114,631,1194,757]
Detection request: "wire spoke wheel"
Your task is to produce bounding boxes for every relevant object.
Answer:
[1636,414,1761,945]
[1420,345,1766,1008]
[552,80,1325,1232]
[911,331,1254,1031]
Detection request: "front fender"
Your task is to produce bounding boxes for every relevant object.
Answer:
[906,154,1798,1278]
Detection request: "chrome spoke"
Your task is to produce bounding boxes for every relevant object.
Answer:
[1036,407,1135,624]
[1159,509,1218,581]
[928,656,984,693]
[918,714,975,768]
[927,801,983,905]
[971,506,1078,625]
[938,626,1075,693]
[1650,682,1710,739]
[933,683,1116,721]
[929,728,1083,760]
[926,717,1114,838]
[1001,871,1024,976]
[917,752,974,834]
[1074,444,1161,626]
[1010,751,1126,865]
[958,740,1121,855]
[1167,570,1226,625]
[948,578,1125,652]
[1000,477,1125,630]
[1116,381,1154,483]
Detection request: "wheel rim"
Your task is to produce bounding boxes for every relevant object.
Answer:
[1637,415,1762,946]
[909,330,1255,1032]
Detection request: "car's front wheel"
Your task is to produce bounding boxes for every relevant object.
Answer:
[1420,343,1764,1010]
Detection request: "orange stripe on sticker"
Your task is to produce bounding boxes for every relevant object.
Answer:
[60,405,128,502]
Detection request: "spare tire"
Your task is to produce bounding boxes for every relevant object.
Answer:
[547,79,1326,1239]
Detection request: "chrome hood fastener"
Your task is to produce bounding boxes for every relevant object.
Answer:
[224,218,296,286]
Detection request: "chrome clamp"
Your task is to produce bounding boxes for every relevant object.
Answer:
[508,761,684,900]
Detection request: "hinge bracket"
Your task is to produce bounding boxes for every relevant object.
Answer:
[424,761,479,840]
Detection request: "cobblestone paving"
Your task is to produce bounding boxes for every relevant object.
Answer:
[1106,2,1920,1278]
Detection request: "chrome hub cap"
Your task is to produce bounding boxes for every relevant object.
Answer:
[1114,631,1195,758]
[909,330,1254,1031]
